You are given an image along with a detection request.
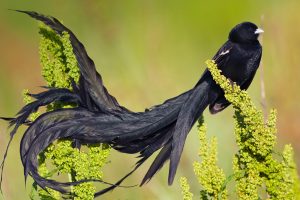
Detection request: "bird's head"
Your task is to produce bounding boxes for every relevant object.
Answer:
[229,22,263,44]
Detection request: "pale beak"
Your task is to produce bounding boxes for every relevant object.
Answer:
[255,28,264,34]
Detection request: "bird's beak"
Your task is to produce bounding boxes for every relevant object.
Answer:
[255,28,264,34]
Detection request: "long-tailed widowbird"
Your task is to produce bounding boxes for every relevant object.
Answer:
[1,10,263,197]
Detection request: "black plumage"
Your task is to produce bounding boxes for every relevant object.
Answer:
[1,11,263,197]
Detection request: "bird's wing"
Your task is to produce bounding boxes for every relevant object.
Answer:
[195,41,233,87]
[17,10,122,112]
[212,40,233,67]
[239,47,262,89]
[208,41,234,114]
[209,43,262,114]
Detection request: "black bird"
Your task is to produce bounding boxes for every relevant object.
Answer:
[1,10,263,197]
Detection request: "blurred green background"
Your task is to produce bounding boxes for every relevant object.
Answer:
[0,0,300,199]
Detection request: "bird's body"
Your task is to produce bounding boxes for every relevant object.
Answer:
[0,11,263,197]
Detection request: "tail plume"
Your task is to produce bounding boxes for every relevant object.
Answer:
[0,10,217,197]
[15,10,123,113]
[0,88,80,189]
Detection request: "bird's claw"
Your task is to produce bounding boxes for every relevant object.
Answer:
[229,79,235,91]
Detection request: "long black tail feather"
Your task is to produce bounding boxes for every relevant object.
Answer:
[169,82,211,185]
[20,108,94,166]
[0,10,218,198]
[17,88,193,195]
[15,10,123,113]
[0,88,81,190]
[140,141,172,186]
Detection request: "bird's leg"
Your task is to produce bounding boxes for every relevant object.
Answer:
[71,139,82,149]
[228,78,235,91]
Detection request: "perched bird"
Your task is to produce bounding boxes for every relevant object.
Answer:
[1,10,263,197]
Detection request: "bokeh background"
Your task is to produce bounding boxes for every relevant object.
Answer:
[0,0,299,199]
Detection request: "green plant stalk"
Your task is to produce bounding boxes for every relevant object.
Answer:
[180,60,300,200]
[207,60,300,199]
[193,115,227,199]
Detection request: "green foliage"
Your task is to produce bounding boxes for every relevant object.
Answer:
[39,25,79,88]
[26,23,111,199]
[207,59,300,199]
[179,177,193,200]
[43,141,110,200]
[193,116,227,199]
[180,115,227,200]
[181,60,300,200]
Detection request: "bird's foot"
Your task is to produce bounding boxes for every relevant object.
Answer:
[228,79,235,91]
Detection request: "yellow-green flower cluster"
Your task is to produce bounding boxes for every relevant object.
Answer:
[179,177,193,200]
[39,25,79,88]
[27,23,111,199]
[193,116,227,199]
[206,59,300,199]
[44,141,110,200]
[180,115,227,200]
